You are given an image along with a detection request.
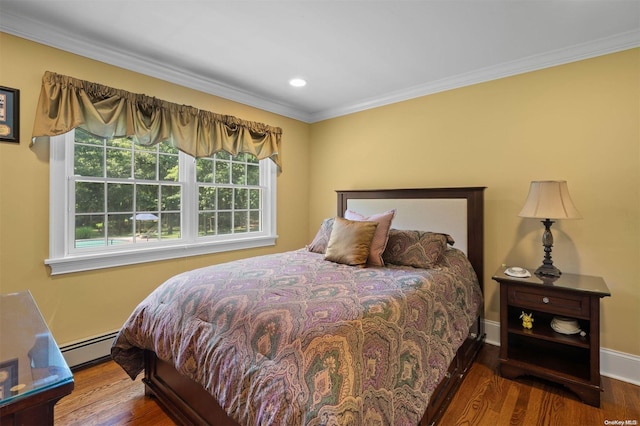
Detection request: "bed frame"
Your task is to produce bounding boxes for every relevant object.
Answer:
[142,187,486,426]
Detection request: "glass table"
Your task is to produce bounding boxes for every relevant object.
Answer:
[0,291,74,425]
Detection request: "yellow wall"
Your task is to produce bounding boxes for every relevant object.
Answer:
[0,33,311,345]
[1,32,638,358]
[309,49,639,356]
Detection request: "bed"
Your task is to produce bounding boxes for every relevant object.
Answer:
[111,187,486,425]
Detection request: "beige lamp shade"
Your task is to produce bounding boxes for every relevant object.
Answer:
[519,181,582,220]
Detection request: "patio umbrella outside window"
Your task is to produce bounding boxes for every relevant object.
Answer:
[130,214,159,239]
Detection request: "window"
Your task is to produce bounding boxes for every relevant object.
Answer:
[47,128,277,275]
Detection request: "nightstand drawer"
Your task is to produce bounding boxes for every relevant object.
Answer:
[507,285,590,318]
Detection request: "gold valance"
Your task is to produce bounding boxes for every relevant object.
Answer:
[31,71,282,170]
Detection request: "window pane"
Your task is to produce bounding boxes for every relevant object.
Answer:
[136,184,159,212]
[74,214,105,248]
[107,183,133,212]
[196,158,214,183]
[107,214,134,242]
[218,212,232,234]
[234,211,248,233]
[106,147,132,179]
[250,211,260,232]
[247,164,259,186]
[232,162,246,185]
[249,189,260,209]
[161,213,181,239]
[199,186,216,210]
[75,145,104,177]
[199,212,216,236]
[215,160,230,184]
[139,219,158,240]
[234,188,248,209]
[76,182,104,213]
[135,150,157,180]
[161,185,181,211]
[159,153,179,181]
[218,188,233,210]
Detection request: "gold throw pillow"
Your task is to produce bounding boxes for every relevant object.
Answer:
[325,217,379,267]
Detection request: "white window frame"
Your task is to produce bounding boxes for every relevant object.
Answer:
[46,130,277,275]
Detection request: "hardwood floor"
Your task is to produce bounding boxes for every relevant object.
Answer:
[441,345,640,425]
[55,344,640,425]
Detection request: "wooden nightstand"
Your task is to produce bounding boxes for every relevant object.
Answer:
[492,267,610,407]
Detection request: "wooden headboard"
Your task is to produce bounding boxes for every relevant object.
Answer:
[336,187,486,289]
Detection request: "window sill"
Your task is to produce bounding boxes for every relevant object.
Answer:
[45,236,277,275]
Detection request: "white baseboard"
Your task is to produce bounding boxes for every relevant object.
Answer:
[482,319,640,386]
[58,324,640,386]
[484,319,501,347]
[600,347,640,386]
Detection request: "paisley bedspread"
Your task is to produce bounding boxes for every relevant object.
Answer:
[111,248,482,425]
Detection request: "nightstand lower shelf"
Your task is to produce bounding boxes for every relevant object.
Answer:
[503,335,590,380]
[499,356,602,407]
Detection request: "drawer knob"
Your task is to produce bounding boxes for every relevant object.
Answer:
[543,297,550,304]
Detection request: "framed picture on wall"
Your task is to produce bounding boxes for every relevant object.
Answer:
[0,358,19,400]
[0,86,20,143]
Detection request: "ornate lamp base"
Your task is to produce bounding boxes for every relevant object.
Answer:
[535,263,561,278]
[535,219,562,278]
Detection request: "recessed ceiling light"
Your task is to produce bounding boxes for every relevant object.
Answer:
[289,78,307,87]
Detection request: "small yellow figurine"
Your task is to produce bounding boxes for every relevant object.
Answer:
[520,311,534,329]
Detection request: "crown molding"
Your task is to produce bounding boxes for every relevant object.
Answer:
[310,29,640,122]
[0,10,313,123]
[2,9,638,124]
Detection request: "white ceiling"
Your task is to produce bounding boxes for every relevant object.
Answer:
[1,1,638,123]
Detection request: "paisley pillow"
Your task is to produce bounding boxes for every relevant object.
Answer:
[307,217,335,254]
[382,229,454,269]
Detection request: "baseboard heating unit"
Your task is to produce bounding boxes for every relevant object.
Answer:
[59,331,119,370]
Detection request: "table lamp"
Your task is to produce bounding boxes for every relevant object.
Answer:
[519,180,581,277]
